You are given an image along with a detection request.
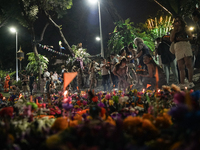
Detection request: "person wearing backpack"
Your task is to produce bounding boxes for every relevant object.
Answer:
[157,35,179,85]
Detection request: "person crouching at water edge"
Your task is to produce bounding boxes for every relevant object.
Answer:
[137,54,167,89]
[113,57,129,90]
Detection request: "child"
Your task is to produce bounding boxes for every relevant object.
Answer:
[113,57,129,90]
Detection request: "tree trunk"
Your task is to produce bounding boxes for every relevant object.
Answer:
[104,0,123,22]
[31,27,42,91]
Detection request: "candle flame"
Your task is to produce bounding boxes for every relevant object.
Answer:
[64,90,68,96]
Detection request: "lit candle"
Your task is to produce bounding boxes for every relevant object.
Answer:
[64,90,68,97]
[185,87,188,91]
[142,89,145,94]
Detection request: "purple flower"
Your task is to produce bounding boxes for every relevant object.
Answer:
[111,113,122,120]
[37,97,42,100]
[174,92,185,104]
[23,105,32,117]
[168,104,188,120]
[62,103,73,110]
[98,102,105,107]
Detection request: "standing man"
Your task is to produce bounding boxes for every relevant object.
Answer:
[29,73,35,95]
[110,53,119,88]
[43,69,50,80]
[157,35,179,85]
[100,58,110,91]
[22,74,29,96]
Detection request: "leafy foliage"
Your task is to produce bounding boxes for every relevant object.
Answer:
[0,70,16,81]
[108,19,155,54]
[26,52,49,74]
[66,44,91,70]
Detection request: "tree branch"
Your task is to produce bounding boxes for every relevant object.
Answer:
[154,0,177,16]
[0,17,10,28]
[36,22,49,43]
[43,10,74,57]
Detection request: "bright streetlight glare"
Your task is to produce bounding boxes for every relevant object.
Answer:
[96,37,101,41]
[189,27,194,31]
[10,27,17,33]
[88,0,98,4]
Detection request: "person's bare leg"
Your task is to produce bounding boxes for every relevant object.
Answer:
[177,59,185,84]
[184,56,193,82]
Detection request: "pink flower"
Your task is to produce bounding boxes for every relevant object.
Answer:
[83,100,87,106]
[105,94,111,100]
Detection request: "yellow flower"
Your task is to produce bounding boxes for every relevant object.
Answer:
[118,90,122,93]
[109,100,114,106]
[101,98,107,103]
[132,89,137,93]
[146,90,152,93]
[74,105,79,108]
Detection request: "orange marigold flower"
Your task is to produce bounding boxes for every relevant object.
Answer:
[142,119,157,131]
[100,108,106,117]
[73,114,82,121]
[69,120,79,127]
[51,117,68,131]
[142,113,155,122]
[123,116,142,127]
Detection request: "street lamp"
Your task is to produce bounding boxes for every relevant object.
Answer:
[88,0,104,57]
[96,37,101,41]
[10,27,18,81]
[189,26,194,31]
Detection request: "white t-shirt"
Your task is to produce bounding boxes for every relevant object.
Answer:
[100,64,109,76]
[44,71,50,78]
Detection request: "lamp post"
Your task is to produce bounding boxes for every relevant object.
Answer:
[10,27,18,81]
[88,0,104,57]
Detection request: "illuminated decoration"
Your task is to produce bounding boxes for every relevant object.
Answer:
[17,46,24,61]
[38,43,69,57]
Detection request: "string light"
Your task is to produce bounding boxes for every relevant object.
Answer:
[38,43,69,57]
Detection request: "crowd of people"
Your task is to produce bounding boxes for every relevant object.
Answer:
[83,11,200,91]
[2,11,200,95]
